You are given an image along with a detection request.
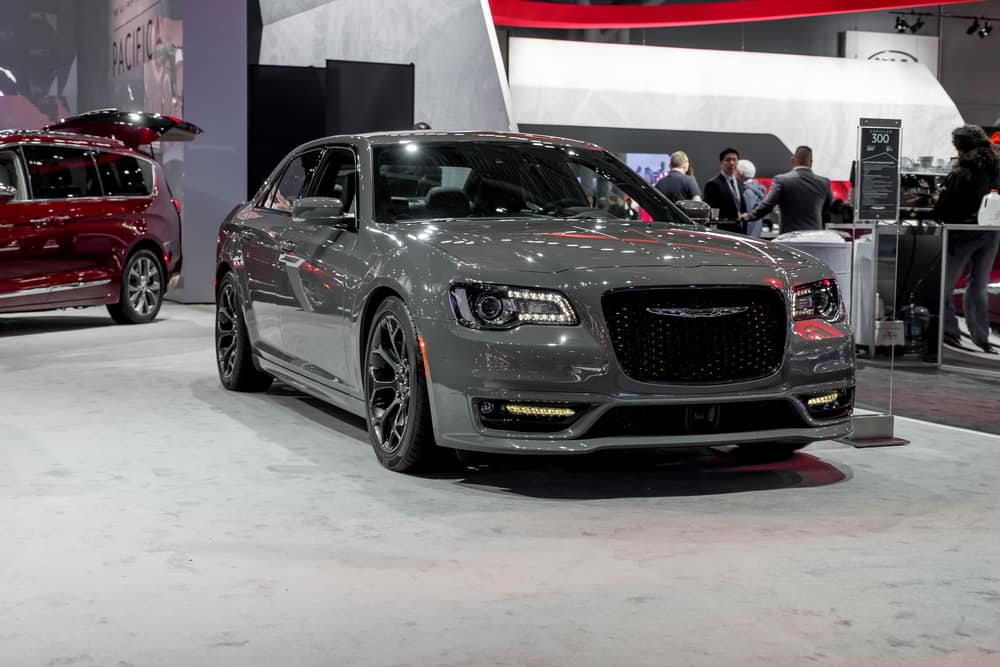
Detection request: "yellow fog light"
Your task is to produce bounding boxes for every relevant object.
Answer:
[504,404,577,418]
[807,392,840,407]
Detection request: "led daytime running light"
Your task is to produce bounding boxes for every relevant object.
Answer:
[807,392,840,407]
[504,404,577,417]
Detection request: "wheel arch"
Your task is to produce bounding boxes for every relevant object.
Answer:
[215,261,233,298]
[358,285,406,371]
[127,238,167,278]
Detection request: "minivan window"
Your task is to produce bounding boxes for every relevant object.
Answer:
[94,152,154,196]
[21,145,102,200]
[0,150,28,200]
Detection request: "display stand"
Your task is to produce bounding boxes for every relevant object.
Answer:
[840,118,909,448]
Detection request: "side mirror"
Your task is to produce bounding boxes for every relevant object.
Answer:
[676,199,711,223]
[292,196,355,229]
[0,184,16,204]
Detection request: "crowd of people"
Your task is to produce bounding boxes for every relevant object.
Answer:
[652,145,833,238]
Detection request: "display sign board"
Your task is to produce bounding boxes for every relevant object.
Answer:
[856,118,901,222]
[111,0,161,78]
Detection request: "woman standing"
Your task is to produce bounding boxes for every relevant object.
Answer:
[934,125,1000,354]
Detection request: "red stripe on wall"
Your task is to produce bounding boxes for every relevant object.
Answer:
[489,0,974,29]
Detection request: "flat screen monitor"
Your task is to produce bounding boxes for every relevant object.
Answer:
[624,153,671,185]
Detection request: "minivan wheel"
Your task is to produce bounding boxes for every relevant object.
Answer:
[107,249,164,324]
[216,272,273,392]
[364,297,435,472]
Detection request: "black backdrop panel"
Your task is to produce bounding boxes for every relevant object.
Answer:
[247,64,326,199]
[325,60,414,135]
[247,61,415,199]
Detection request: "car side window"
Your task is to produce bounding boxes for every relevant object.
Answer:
[310,148,358,215]
[93,151,155,196]
[21,145,102,199]
[265,150,322,213]
[0,149,28,200]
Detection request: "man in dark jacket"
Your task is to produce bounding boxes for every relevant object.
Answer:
[749,146,832,233]
[935,124,1000,353]
[655,151,702,203]
[703,147,745,231]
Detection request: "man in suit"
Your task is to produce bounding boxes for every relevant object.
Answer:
[702,147,746,232]
[750,146,833,233]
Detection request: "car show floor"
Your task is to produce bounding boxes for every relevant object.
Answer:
[2,304,1000,666]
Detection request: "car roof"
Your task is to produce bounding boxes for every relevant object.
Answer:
[0,129,128,150]
[297,130,606,154]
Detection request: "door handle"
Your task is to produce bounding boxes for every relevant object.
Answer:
[279,240,297,252]
[29,216,53,225]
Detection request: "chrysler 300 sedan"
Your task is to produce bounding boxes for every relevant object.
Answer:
[215,132,854,472]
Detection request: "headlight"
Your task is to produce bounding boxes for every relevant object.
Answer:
[450,283,579,329]
[793,278,843,322]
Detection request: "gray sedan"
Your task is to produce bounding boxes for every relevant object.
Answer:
[215,132,854,472]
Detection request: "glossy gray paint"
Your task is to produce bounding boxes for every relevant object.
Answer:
[217,131,854,453]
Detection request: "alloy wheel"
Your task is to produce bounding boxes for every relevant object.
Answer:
[127,255,162,315]
[216,281,239,382]
[367,314,412,454]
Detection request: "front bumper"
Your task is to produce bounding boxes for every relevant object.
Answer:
[417,311,855,454]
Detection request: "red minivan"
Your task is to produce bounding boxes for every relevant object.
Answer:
[0,109,200,323]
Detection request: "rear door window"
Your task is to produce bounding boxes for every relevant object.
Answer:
[21,145,102,199]
[93,152,155,196]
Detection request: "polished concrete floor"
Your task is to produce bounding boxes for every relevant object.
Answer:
[2,304,999,667]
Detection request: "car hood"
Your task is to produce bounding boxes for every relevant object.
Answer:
[407,219,811,273]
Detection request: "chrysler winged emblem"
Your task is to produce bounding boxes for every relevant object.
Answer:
[647,306,748,318]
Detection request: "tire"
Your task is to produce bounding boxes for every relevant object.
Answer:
[107,249,165,324]
[364,297,436,472]
[732,442,806,463]
[215,272,273,392]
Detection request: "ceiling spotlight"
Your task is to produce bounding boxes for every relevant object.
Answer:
[895,16,909,33]
[967,17,981,35]
[909,16,925,33]
[980,20,993,38]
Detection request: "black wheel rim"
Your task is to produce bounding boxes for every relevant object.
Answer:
[367,314,411,455]
[216,282,239,382]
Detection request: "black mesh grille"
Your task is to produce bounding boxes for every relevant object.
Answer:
[602,287,787,384]
[584,400,806,439]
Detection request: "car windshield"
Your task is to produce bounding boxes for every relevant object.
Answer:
[372,140,687,225]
